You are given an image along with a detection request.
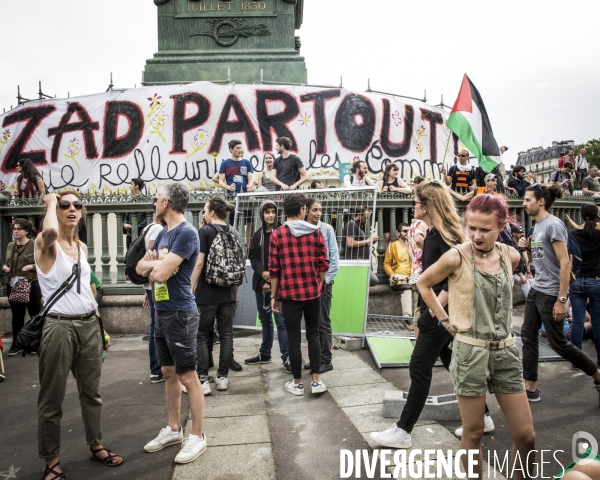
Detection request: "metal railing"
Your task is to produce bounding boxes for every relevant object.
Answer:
[0,191,597,295]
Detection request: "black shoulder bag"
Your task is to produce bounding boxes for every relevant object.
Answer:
[15,246,81,356]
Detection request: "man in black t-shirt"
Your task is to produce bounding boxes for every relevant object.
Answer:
[272,136,308,191]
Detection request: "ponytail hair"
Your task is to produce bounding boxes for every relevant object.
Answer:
[206,196,235,220]
[581,203,599,239]
[525,184,563,210]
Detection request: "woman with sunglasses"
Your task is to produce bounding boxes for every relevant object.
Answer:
[3,218,43,355]
[371,180,496,447]
[35,191,122,480]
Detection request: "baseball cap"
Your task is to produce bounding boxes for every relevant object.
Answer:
[510,224,524,234]
[484,173,497,182]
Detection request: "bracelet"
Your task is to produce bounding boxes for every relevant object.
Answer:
[437,318,450,326]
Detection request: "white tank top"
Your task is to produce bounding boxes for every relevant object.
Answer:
[35,241,98,315]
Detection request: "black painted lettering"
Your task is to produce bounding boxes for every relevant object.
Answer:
[380,100,414,158]
[256,90,300,152]
[170,93,211,154]
[335,94,375,152]
[102,101,144,158]
[1,105,56,171]
[209,94,259,153]
[300,90,341,154]
[48,102,99,164]
[420,108,444,163]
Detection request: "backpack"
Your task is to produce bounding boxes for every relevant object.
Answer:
[566,230,582,283]
[125,225,154,285]
[204,224,246,287]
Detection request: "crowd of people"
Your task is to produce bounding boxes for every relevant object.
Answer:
[1,137,599,479]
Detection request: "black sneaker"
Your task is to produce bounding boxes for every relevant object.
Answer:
[319,362,333,374]
[6,345,22,356]
[283,357,292,374]
[230,357,243,372]
[304,362,311,370]
[244,353,272,365]
[150,374,165,384]
[526,389,541,402]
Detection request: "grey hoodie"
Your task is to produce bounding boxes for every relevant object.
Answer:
[284,220,319,237]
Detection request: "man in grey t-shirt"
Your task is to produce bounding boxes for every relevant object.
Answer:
[519,185,600,403]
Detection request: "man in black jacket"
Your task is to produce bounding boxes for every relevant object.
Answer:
[245,201,291,373]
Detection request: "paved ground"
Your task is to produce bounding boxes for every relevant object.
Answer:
[1,312,599,479]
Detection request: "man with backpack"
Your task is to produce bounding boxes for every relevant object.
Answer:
[440,150,477,194]
[343,160,377,188]
[518,184,600,403]
[549,161,574,193]
[192,196,246,394]
[245,200,291,372]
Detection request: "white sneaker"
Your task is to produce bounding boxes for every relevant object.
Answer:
[174,433,207,464]
[284,381,304,396]
[144,426,183,452]
[202,381,212,395]
[181,384,187,394]
[454,414,495,437]
[369,424,411,448]
[215,377,228,391]
[311,380,327,394]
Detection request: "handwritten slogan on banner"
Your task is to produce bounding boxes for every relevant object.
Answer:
[0,82,455,193]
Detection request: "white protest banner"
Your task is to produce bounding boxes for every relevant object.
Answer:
[0,82,454,193]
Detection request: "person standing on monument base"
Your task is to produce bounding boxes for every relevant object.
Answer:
[138,181,207,465]
[218,139,255,193]
[272,136,308,191]
[518,184,600,404]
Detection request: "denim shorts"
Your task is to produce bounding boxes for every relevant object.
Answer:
[154,309,200,374]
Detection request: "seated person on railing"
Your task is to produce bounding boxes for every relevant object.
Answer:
[218,139,254,194]
[271,137,308,191]
[343,160,376,188]
[13,158,45,200]
[383,223,413,317]
[448,173,512,202]
[549,161,574,193]
[507,165,536,196]
[439,150,477,194]
[581,165,600,198]
[377,163,412,247]
[344,205,379,286]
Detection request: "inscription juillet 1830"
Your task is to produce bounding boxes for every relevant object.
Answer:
[186,1,267,11]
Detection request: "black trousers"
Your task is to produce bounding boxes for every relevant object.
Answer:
[8,280,43,340]
[396,306,490,432]
[281,297,321,379]
[522,288,598,381]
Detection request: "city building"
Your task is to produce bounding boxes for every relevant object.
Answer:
[515,140,575,185]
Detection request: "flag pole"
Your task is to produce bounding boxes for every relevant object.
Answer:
[440,127,453,176]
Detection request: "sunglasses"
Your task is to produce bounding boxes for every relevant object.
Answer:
[530,183,544,196]
[412,200,426,207]
[58,200,83,210]
[400,229,410,233]
[458,154,468,157]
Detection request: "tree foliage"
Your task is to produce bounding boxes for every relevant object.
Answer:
[575,138,600,167]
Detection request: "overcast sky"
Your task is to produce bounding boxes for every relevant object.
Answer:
[2,0,598,166]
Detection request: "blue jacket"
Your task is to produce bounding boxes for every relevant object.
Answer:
[318,221,339,284]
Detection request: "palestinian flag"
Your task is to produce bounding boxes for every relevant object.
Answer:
[446,74,501,172]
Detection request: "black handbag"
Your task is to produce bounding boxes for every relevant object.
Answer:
[15,250,81,356]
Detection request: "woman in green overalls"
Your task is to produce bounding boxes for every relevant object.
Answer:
[419,194,536,479]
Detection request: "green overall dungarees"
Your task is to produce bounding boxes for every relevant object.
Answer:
[450,244,525,397]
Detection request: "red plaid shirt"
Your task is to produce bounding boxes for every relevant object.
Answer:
[269,224,329,301]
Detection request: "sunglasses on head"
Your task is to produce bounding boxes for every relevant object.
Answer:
[58,200,83,210]
[530,183,544,196]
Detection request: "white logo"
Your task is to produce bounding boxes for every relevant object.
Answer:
[572,431,598,464]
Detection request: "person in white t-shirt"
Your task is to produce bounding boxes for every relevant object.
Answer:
[143,216,167,383]
[343,160,376,188]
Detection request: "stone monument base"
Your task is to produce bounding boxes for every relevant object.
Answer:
[144,52,307,85]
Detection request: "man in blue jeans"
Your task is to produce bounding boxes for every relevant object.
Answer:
[246,200,291,372]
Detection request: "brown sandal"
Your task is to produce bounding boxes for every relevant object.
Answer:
[89,447,123,467]
[42,461,66,479]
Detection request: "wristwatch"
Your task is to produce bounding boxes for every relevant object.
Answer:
[557,297,568,303]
